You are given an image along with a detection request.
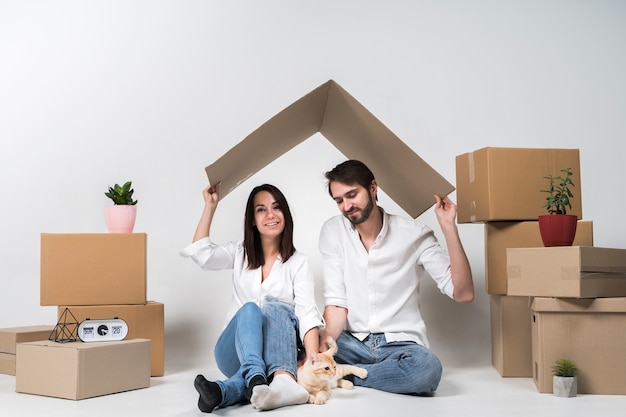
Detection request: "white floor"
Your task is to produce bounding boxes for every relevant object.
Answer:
[2,363,626,417]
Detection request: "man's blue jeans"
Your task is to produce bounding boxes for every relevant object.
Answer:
[213,301,300,407]
[334,331,442,395]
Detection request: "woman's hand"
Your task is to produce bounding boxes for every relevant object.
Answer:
[203,182,221,208]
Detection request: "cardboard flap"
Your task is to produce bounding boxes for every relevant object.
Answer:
[205,80,454,219]
[205,81,330,197]
[532,297,626,313]
[580,246,626,273]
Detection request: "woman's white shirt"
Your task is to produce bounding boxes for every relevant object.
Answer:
[180,237,323,339]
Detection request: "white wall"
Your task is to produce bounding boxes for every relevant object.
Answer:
[1,1,625,373]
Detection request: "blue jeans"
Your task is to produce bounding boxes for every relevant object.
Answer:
[213,301,300,407]
[335,331,442,395]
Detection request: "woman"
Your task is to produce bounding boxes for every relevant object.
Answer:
[180,183,323,413]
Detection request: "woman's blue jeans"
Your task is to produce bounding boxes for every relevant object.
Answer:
[212,301,300,407]
[334,331,443,395]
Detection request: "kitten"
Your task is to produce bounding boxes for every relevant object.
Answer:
[297,337,368,405]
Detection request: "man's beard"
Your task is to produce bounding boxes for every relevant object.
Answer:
[344,194,375,225]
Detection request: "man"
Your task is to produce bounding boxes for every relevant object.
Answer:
[319,159,474,395]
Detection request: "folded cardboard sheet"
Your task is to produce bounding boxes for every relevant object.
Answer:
[205,80,454,219]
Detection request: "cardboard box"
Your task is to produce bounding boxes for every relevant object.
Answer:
[456,147,582,223]
[0,325,55,376]
[58,302,164,376]
[16,339,150,400]
[485,221,593,295]
[0,352,15,375]
[507,246,626,298]
[0,325,55,355]
[204,79,454,219]
[531,297,626,394]
[490,295,532,377]
[40,233,147,306]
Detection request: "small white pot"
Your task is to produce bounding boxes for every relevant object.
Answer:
[553,376,577,398]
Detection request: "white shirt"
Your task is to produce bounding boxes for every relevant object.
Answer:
[180,237,324,340]
[319,208,455,347]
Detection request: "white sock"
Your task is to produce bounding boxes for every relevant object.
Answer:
[250,373,309,411]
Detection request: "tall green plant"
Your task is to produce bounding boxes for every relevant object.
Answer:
[105,181,138,205]
[541,168,575,214]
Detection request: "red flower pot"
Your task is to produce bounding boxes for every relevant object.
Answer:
[538,214,578,247]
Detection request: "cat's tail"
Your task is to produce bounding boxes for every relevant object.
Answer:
[323,336,338,356]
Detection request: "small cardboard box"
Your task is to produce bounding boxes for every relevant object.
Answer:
[0,325,55,355]
[455,147,582,223]
[16,339,150,400]
[490,295,532,377]
[205,80,454,219]
[485,221,593,295]
[58,302,164,376]
[40,233,147,306]
[0,352,15,375]
[0,325,55,376]
[531,297,626,394]
[507,246,626,298]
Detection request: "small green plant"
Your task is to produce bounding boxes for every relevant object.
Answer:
[552,358,577,377]
[541,168,575,214]
[105,181,138,205]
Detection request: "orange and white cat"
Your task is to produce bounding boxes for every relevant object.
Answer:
[297,337,368,405]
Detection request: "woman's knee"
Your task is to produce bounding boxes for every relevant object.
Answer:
[240,301,261,314]
[260,301,294,318]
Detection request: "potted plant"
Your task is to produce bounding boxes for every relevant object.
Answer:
[552,358,577,397]
[538,168,578,246]
[104,181,138,233]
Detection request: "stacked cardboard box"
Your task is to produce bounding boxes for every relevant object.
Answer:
[457,147,585,378]
[15,233,163,400]
[0,326,55,375]
[457,147,626,394]
[507,247,626,394]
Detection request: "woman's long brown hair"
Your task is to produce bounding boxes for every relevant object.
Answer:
[243,184,296,269]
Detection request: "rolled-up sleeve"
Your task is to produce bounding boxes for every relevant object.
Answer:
[291,254,324,340]
[179,237,237,270]
[418,229,455,299]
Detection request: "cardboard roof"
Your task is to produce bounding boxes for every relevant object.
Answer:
[205,80,454,218]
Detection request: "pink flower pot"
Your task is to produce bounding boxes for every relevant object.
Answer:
[104,205,137,233]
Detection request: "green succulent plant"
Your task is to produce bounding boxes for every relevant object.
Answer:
[552,358,577,377]
[105,181,138,205]
[541,168,575,215]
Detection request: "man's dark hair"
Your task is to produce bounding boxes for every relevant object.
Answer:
[324,160,375,197]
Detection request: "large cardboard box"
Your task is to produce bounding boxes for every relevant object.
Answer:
[531,297,626,394]
[485,221,593,295]
[455,147,582,223]
[507,246,626,298]
[40,233,147,306]
[205,80,454,219]
[490,295,532,377]
[0,325,55,376]
[58,302,164,376]
[16,339,150,400]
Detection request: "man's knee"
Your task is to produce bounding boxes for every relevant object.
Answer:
[399,347,442,393]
